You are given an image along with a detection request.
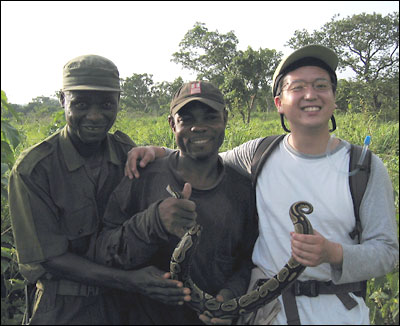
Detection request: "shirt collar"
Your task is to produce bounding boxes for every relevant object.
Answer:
[59,126,122,171]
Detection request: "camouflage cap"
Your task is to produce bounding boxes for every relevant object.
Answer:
[62,54,121,92]
[170,81,225,116]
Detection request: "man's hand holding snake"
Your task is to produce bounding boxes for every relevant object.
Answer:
[291,230,344,267]
[198,289,235,325]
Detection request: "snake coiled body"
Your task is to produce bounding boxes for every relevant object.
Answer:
[167,185,314,319]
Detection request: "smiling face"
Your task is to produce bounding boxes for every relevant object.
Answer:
[274,66,337,133]
[169,101,227,161]
[61,90,119,144]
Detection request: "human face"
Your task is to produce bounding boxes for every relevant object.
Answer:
[169,101,227,161]
[275,66,337,133]
[61,90,119,144]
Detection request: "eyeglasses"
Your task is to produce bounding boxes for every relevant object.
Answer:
[281,79,334,94]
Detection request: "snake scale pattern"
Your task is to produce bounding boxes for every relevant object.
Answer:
[166,185,314,319]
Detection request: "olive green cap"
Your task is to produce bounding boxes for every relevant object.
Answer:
[62,54,121,92]
[170,81,225,115]
[272,45,338,96]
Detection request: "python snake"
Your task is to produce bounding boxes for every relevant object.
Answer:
[167,184,314,319]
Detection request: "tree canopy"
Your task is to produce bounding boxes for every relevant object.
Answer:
[286,12,399,114]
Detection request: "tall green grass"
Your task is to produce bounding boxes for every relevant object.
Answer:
[7,109,399,325]
[16,109,399,212]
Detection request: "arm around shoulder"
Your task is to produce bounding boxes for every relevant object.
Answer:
[220,138,265,177]
[125,146,171,179]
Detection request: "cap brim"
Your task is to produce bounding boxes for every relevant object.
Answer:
[171,97,225,115]
[62,85,121,92]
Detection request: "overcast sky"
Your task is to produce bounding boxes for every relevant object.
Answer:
[1,1,398,105]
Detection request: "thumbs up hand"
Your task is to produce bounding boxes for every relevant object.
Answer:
[159,183,197,238]
[180,182,192,200]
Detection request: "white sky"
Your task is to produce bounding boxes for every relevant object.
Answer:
[1,1,398,105]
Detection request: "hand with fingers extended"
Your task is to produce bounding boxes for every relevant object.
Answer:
[125,146,166,179]
[158,183,197,238]
[125,265,191,306]
[198,289,235,325]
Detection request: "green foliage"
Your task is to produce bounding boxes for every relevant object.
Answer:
[222,47,282,123]
[7,96,60,118]
[287,11,399,114]
[120,73,157,113]
[171,22,239,86]
[120,74,183,115]
[367,263,399,325]
[44,109,66,136]
[1,91,21,199]
[335,78,399,121]
[172,23,285,124]
[287,12,399,80]
[1,107,399,324]
[1,221,25,325]
[111,111,176,148]
[1,91,25,324]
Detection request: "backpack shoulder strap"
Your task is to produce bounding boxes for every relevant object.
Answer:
[251,134,285,186]
[349,143,372,300]
[348,144,372,243]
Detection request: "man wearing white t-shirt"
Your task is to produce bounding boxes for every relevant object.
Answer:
[218,45,398,325]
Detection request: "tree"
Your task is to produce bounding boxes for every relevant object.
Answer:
[287,12,399,113]
[120,73,157,113]
[172,23,284,123]
[152,77,184,114]
[222,47,282,123]
[120,74,184,115]
[171,22,239,87]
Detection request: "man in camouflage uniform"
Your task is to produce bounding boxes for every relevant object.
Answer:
[8,54,190,325]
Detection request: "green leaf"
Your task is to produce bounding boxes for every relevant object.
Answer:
[1,141,15,168]
[7,278,25,292]
[1,162,9,176]
[1,258,10,274]
[1,247,13,259]
[373,275,387,289]
[1,90,20,121]
[1,121,21,150]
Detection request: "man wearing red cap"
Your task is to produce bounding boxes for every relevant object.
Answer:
[95,80,258,324]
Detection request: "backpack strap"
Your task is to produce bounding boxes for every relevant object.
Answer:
[251,135,285,187]
[348,143,372,300]
[348,144,372,243]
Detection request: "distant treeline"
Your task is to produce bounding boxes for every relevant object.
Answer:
[6,11,399,122]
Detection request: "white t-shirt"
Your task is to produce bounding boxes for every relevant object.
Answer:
[253,136,369,324]
[221,134,398,325]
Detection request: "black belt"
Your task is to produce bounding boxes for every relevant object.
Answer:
[282,280,364,325]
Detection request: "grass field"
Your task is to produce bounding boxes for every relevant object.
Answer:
[3,109,399,324]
